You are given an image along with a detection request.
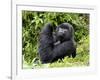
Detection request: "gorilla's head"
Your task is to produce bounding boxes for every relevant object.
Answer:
[55,23,74,42]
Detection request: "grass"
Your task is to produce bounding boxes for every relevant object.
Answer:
[23,36,89,69]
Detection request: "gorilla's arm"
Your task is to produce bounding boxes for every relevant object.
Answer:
[39,23,54,63]
[52,41,76,62]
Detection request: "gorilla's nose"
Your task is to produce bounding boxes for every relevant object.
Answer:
[58,32,64,37]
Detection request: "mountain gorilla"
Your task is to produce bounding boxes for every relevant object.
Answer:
[38,23,76,63]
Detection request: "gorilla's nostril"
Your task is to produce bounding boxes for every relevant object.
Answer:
[58,32,64,36]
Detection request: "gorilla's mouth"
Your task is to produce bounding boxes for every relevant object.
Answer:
[58,34,71,42]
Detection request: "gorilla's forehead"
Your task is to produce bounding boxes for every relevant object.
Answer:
[58,24,69,29]
[59,28,68,32]
[58,23,72,29]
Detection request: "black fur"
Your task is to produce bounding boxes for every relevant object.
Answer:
[38,23,76,63]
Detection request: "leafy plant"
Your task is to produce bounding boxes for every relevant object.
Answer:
[22,11,89,68]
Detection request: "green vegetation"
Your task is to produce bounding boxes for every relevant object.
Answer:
[22,11,89,69]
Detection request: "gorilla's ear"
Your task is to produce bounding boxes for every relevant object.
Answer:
[70,25,74,37]
[69,24,76,46]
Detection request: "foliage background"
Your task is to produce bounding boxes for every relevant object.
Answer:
[22,11,89,69]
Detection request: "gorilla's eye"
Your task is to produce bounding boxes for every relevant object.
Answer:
[59,28,68,33]
[63,29,68,32]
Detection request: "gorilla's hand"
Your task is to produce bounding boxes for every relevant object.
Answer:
[41,23,53,34]
[54,41,61,46]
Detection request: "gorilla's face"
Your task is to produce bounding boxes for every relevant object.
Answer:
[56,23,72,42]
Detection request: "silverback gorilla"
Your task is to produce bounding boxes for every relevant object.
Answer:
[38,23,76,63]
